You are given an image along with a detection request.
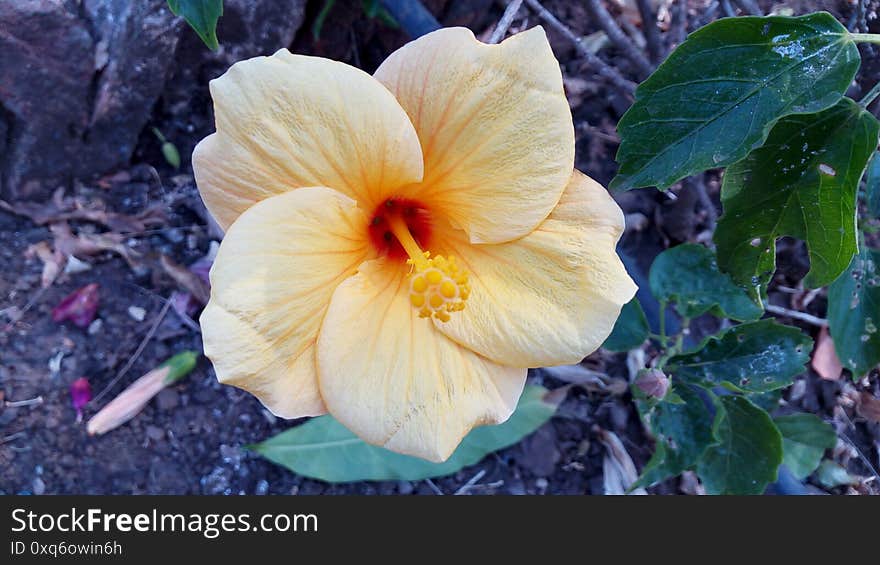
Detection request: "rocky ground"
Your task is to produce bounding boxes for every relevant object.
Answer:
[1,0,878,495]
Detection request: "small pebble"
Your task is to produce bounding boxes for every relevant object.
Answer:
[127,306,146,322]
[145,426,165,441]
[32,477,45,495]
[87,318,103,335]
[535,478,549,491]
[255,480,269,495]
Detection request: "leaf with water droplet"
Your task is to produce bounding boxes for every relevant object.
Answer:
[611,12,859,191]
[715,98,880,302]
[827,247,880,378]
[667,319,813,393]
[649,244,762,320]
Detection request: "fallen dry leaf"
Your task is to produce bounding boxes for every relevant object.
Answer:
[856,392,880,424]
[596,427,647,495]
[1,187,163,233]
[160,255,210,305]
[24,241,66,287]
[812,326,843,381]
[50,222,140,268]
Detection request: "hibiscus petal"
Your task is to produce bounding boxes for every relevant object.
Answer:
[201,188,371,418]
[374,26,574,244]
[194,49,424,230]
[317,260,526,462]
[436,170,637,367]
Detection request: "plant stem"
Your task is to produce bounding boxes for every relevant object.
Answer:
[849,33,880,45]
[859,80,880,108]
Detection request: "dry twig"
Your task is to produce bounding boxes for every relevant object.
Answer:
[585,0,653,77]
[489,0,524,44]
[91,299,172,404]
[524,0,636,97]
[635,0,663,63]
[765,304,827,327]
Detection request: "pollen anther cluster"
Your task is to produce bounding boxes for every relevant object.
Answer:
[408,252,469,322]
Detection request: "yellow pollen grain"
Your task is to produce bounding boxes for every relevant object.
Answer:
[440,280,456,298]
[426,270,443,285]
[386,214,470,323]
[412,276,427,293]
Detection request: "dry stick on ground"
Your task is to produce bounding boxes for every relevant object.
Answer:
[669,0,688,47]
[524,0,636,96]
[489,0,524,44]
[585,0,654,78]
[635,0,663,63]
[91,299,172,405]
[765,304,828,327]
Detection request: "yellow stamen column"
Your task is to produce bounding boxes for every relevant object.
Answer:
[386,216,470,322]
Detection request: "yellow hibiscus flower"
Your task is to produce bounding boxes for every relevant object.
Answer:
[193,26,637,462]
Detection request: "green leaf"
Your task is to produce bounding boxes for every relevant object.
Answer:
[635,384,715,487]
[649,244,763,320]
[815,459,858,489]
[249,385,556,483]
[774,413,837,479]
[747,388,783,412]
[697,395,783,495]
[611,13,859,191]
[865,151,880,218]
[167,0,223,50]
[715,98,880,300]
[603,298,649,352]
[667,319,812,393]
[827,247,880,378]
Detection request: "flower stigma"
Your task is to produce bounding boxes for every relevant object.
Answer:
[378,202,470,323]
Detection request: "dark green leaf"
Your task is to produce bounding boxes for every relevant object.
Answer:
[667,319,812,392]
[612,13,859,191]
[649,244,763,320]
[715,98,880,299]
[249,385,556,482]
[697,395,783,495]
[603,298,649,352]
[774,413,837,479]
[167,0,223,50]
[634,384,715,487]
[827,247,880,377]
[747,388,783,412]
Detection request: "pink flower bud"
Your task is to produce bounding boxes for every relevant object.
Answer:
[635,369,669,399]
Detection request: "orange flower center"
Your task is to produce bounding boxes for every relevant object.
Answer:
[368,198,469,322]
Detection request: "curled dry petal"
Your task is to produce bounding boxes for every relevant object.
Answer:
[52,283,100,328]
[69,377,92,422]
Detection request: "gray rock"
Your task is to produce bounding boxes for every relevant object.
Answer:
[0,0,307,200]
